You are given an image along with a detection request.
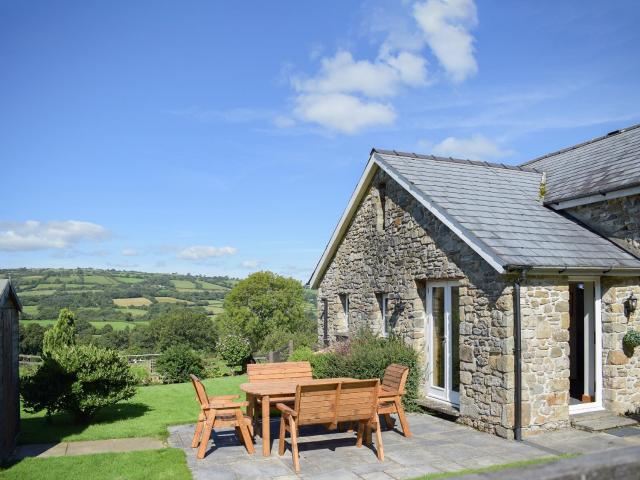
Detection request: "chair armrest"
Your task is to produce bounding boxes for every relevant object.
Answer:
[276,403,297,417]
[209,394,240,401]
[207,401,249,410]
[378,390,400,398]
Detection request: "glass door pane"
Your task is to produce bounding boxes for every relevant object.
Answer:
[432,286,445,389]
[451,286,460,394]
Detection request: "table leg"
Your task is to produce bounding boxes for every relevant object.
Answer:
[246,393,254,423]
[262,395,270,456]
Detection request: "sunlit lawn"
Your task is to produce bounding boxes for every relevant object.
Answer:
[0,448,190,480]
[19,375,246,444]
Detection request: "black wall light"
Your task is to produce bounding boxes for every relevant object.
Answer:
[624,291,638,317]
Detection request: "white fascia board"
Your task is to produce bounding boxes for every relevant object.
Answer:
[308,156,379,289]
[547,185,640,210]
[526,266,640,277]
[374,154,506,274]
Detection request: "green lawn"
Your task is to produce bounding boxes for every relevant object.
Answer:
[19,375,246,444]
[0,448,190,480]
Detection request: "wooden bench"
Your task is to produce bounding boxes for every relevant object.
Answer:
[190,374,254,459]
[246,361,313,418]
[377,363,412,437]
[277,379,383,473]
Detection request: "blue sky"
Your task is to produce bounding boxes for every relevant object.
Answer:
[1,0,639,281]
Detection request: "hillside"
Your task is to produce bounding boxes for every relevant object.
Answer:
[2,268,237,329]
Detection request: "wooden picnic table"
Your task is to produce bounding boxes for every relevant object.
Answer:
[241,377,355,456]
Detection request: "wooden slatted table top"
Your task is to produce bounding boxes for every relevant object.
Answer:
[240,378,355,396]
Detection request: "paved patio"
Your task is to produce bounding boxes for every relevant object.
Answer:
[167,412,640,480]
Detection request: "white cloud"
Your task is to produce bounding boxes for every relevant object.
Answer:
[294,93,396,134]
[0,220,109,251]
[413,0,478,83]
[430,134,512,160]
[121,248,139,257]
[290,50,424,134]
[177,245,237,261]
[293,50,427,99]
[240,260,263,269]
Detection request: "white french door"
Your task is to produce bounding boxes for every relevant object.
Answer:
[426,282,460,405]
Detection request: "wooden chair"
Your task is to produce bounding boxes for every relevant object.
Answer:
[377,364,412,437]
[277,379,383,473]
[246,361,313,421]
[189,374,255,459]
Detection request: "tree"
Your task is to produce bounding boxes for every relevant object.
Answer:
[21,308,136,423]
[148,306,216,352]
[42,308,76,356]
[19,323,47,355]
[216,271,314,352]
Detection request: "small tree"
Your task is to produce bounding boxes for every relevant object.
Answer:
[21,308,136,423]
[156,345,205,383]
[42,308,76,356]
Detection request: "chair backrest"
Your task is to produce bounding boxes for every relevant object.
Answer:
[190,374,209,408]
[336,379,379,423]
[247,361,312,383]
[382,364,409,395]
[295,382,340,426]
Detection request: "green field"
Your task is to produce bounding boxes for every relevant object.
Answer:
[170,279,196,289]
[83,274,119,285]
[20,319,148,331]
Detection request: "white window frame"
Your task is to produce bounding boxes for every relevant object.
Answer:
[425,281,460,406]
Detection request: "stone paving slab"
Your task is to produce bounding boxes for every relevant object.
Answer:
[13,436,165,459]
[168,414,549,480]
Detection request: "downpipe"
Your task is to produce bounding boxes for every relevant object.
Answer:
[513,269,527,441]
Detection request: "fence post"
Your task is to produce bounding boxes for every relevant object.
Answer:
[268,351,274,363]
[288,340,294,356]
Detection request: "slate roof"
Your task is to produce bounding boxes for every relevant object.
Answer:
[373,150,640,270]
[522,123,640,204]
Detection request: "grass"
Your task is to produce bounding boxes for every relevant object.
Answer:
[196,280,228,291]
[115,276,145,284]
[116,307,148,317]
[83,274,118,285]
[412,455,574,479]
[0,448,190,480]
[170,279,196,289]
[113,297,152,307]
[19,375,246,444]
[22,305,38,315]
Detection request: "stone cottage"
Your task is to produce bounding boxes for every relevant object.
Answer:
[309,124,640,439]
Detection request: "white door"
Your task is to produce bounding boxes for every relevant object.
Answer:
[426,282,460,405]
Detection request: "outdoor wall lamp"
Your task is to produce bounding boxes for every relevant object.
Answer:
[624,291,638,317]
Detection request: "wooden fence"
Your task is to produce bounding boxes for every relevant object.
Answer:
[253,340,295,363]
[20,353,161,373]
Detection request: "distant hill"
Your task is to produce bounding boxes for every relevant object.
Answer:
[1,267,237,326]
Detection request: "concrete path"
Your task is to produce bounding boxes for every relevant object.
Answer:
[13,437,165,459]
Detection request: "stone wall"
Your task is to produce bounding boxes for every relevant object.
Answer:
[519,279,571,434]
[565,194,640,257]
[316,168,515,437]
[602,277,640,414]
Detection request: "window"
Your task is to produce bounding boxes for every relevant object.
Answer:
[375,183,386,233]
[339,293,350,329]
[377,293,391,336]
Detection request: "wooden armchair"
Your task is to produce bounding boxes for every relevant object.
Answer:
[189,374,254,459]
[277,379,382,473]
[377,363,412,437]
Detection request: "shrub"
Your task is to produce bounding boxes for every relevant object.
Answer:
[311,330,421,411]
[204,356,234,378]
[156,345,205,383]
[129,364,153,386]
[22,344,136,423]
[288,346,331,379]
[217,334,252,370]
[623,329,640,356]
